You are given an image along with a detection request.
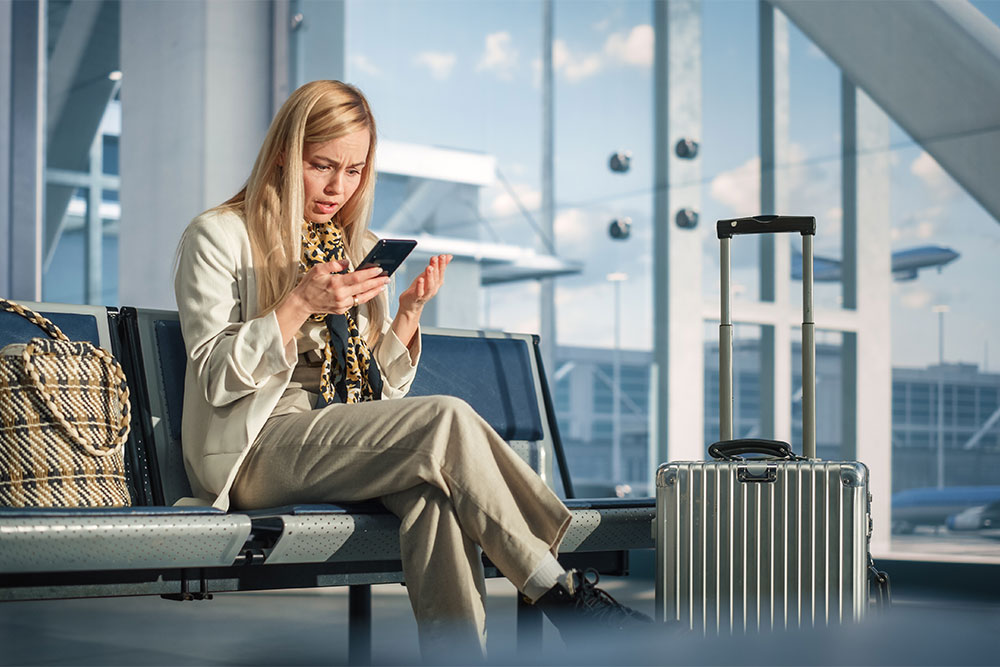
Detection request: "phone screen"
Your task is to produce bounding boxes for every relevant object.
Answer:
[357,239,417,277]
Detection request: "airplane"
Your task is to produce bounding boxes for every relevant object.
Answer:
[891,485,1000,533]
[791,245,959,282]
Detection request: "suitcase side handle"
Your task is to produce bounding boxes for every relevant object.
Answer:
[708,439,805,461]
[716,215,816,239]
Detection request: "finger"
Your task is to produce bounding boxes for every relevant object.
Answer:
[423,265,437,292]
[353,283,386,306]
[435,254,451,279]
[352,274,391,295]
[348,266,386,283]
[319,259,350,274]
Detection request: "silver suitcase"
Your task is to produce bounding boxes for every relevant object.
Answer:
[655,216,874,631]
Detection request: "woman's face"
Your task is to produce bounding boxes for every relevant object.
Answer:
[301,128,370,224]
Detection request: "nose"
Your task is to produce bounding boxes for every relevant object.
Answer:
[325,170,344,195]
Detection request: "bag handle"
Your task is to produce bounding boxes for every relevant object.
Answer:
[708,439,806,461]
[716,215,816,239]
[19,340,131,459]
[0,297,70,342]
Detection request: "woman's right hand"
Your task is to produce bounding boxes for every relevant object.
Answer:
[275,259,390,344]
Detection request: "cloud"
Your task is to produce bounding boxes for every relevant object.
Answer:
[823,206,843,241]
[414,51,456,80]
[553,39,603,82]
[545,24,653,85]
[487,182,541,218]
[350,54,381,77]
[710,144,843,237]
[553,204,654,264]
[710,156,761,215]
[483,282,540,333]
[896,284,935,310]
[554,274,654,350]
[592,6,623,33]
[892,207,943,242]
[554,207,592,243]
[554,206,611,258]
[477,31,518,80]
[910,151,959,200]
[604,24,653,67]
[593,16,612,33]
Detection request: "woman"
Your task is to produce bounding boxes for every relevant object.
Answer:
[174,80,647,660]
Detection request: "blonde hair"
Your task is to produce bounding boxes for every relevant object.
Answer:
[217,80,385,344]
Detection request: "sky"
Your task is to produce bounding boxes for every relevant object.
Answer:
[345,0,1000,372]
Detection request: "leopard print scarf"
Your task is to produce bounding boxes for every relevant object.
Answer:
[300,221,379,404]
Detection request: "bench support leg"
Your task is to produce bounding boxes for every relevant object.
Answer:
[516,594,543,656]
[348,584,372,665]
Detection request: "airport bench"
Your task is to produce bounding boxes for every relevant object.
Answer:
[0,301,655,662]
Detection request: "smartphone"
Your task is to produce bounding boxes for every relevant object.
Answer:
[356,239,417,277]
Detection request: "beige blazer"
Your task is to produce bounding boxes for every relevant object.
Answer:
[174,209,420,510]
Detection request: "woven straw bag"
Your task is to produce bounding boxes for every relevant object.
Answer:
[0,299,131,506]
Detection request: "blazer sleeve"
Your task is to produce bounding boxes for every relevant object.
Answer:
[174,217,297,408]
[373,301,421,400]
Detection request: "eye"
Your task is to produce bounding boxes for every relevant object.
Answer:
[348,168,362,176]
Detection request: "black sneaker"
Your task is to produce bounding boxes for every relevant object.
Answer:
[532,568,652,642]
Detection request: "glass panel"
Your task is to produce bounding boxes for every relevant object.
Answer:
[42,196,85,304]
[701,0,760,303]
[888,117,1000,558]
[348,1,657,496]
[43,3,121,305]
[703,322,764,448]
[786,20,842,310]
[791,327,844,460]
[553,345,651,498]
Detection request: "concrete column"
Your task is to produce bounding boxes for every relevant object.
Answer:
[759,1,792,444]
[4,0,45,300]
[841,80,892,554]
[290,0,346,87]
[652,0,704,466]
[119,1,273,308]
[539,0,556,376]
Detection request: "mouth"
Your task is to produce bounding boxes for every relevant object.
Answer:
[315,201,339,214]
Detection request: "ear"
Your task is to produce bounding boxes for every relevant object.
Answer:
[276,151,285,167]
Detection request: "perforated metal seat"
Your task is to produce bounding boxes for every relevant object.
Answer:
[0,303,251,575]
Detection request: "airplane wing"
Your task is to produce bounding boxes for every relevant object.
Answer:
[791,247,842,282]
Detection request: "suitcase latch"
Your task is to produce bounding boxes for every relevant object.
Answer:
[737,463,777,483]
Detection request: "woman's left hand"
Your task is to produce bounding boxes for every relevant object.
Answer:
[398,254,452,315]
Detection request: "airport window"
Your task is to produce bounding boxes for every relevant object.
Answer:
[554,375,570,414]
[893,382,908,423]
[37,3,121,306]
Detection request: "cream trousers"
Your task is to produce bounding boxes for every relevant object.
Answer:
[230,389,572,658]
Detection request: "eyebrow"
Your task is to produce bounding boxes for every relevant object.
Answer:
[312,156,366,168]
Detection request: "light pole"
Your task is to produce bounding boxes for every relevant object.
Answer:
[607,272,627,485]
[932,304,949,489]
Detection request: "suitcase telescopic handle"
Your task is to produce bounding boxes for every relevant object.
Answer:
[708,439,806,461]
[716,215,816,239]
[717,214,817,458]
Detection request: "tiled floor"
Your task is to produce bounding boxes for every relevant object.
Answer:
[2,575,998,666]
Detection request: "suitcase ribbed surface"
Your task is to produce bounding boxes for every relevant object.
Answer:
[655,460,870,632]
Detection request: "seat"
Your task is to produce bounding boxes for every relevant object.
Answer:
[0,301,251,575]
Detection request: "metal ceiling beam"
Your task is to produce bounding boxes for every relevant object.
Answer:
[771,0,1000,225]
